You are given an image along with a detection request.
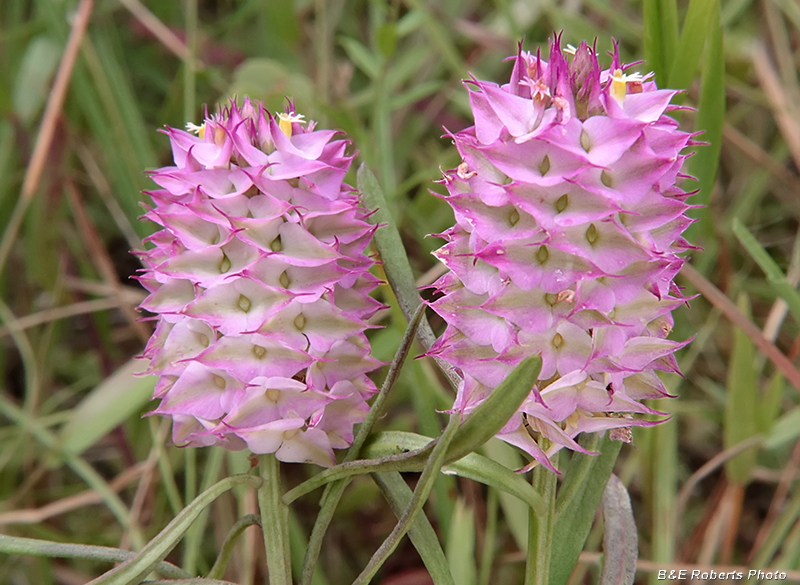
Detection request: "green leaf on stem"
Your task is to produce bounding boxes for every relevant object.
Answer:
[549,434,623,585]
[445,356,542,463]
[282,356,542,506]
[362,431,546,515]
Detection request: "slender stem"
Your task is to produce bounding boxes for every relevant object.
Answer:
[357,164,461,388]
[478,487,499,585]
[298,304,426,585]
[259,454,293,585]
[525,450,558,585]
[0,534,191,580]
[207,514,262,580]
[351,414,462,585]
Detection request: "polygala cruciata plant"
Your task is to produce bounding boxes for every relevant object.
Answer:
[117,34,697,585]
[427,36,695,472]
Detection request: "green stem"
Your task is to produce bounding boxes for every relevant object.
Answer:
[298,304,425,585]
[0,534,191,580]
[357,164,461,388]
[351,414,462,585]
[525,450,558,585]
[259,454,293,585]
[207,514,262,580]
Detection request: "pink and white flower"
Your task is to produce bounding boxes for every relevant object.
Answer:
[137,98,382,466]
[427,38,696,471]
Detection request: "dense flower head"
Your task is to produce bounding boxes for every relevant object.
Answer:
[136,98,383,466]
[427,37,697,472]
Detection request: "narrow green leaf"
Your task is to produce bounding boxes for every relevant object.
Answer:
[207,515,262,581]
[525,449,558,585]
[376,23,398,58]
[658,0,680,73]
[686,9,725,242]
[12,35,61,125]
[87,474,262,585]
[446,498,477,585]
[724,295,760,485]
[363,431,546,515]
[764,407,800,451]
[396,9,428,37]
[446,356,541,462]
[287,510,329,585]
[647,399,679,575]
[55,358,154,461]
[483,439,529,550]
[550,434,623,585]
[402,0,466,79]
[298,305,425,585]
[358,164,444,361]
[339,37,380,79]
[390,80,445,110]
[644,0,679,85]
[0,394,143,548]
[732,219,800,323]
[667,0,720,90]
[643,0,666,83]
[372,472,456,585]
[282,357,541,508]
[353,415,462,585]
[758,372,785,434]
[751,488,800,569]
[600,475,638,585]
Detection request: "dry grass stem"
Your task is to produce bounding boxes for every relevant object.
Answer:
[680,263,800,392]
[117,0,204,69]
[0,298,135,338]
[0,0,95,274]
[751,42,800,173]
[0,462,146,526]
[64,181,150,343]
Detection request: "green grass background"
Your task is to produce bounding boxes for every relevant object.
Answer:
[1,0,800,583]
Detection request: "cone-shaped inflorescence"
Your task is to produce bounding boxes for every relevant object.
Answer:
[136,98,383,466]
[427,38,697,472]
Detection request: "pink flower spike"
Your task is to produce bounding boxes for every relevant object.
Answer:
[428,38,694,471]
[137,97,380,466]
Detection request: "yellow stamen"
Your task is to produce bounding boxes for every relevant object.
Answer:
[610,69,627,104]
[609,69,648,105]
[277,112,306,138]
[186,122,206,139]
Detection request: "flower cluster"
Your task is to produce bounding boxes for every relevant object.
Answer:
[427,38,695,471]
[137,98,382,466]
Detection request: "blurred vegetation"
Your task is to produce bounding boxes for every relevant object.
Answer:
[1,0,800,583]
